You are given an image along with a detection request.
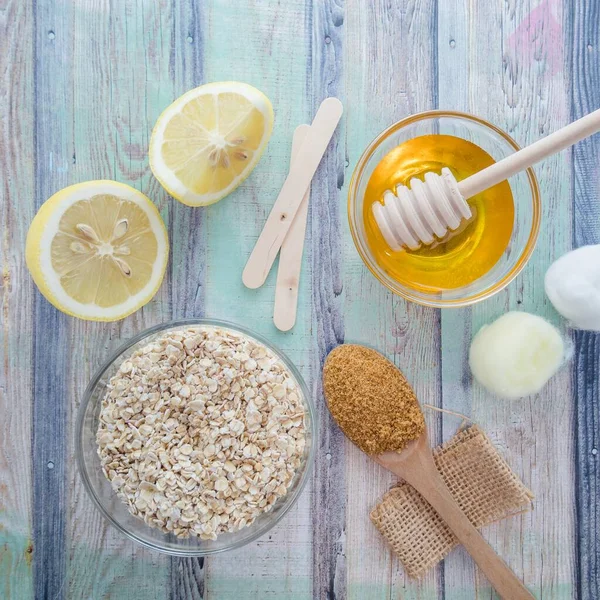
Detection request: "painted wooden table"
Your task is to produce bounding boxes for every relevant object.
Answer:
[1,0,598,598]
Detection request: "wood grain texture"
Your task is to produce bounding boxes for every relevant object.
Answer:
[568,0,600,598]
[31,1,75,598]
[62,1,173,598]
[0,0,35,598]
[439,1,575,598]
[169,0,206,323]
[309,2,347,600]
[0,0,598,598]
[342,1,441,598]
[200,1,313,598]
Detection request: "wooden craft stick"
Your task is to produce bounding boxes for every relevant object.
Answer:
[242,97,343,289]
[273,124,311,331]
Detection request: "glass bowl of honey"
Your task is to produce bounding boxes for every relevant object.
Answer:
[348,110,541,307]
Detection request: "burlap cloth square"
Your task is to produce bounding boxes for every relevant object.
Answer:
[369,424,534,579]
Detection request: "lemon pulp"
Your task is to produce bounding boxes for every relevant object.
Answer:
[51,194,158,307]
[150,82,274,206]
[26,181,168,321]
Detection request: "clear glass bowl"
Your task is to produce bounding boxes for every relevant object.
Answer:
[348,110,541,307]
[76,319,316,556]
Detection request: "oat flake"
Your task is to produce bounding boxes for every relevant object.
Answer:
[97,326,307,540]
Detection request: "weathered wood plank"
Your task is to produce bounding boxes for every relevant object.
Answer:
[199,0,313,598]
[169,0,206,323]
[573,333,600,600]
[31,1,76,597]
[438,0,495,594]
[0,0,35,598]
[343,1,441,598]
[64,1,173,598]
[439,0,574,597]
[569,0,600,598]
[166,1,207,597]
[2,0,597,598]
[309,1,347,599]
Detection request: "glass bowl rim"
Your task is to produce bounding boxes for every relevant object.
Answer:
[348,109,542,308]
[76,317,317,556]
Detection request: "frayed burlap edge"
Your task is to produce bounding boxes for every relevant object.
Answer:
[369,425,534,579]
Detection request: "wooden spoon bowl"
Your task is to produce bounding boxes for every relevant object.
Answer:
[323,344,534,600]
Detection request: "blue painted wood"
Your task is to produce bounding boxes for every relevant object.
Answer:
[169,0,206,324]
[0,0,35,597]
[570,1,600,598]
[198,1,314,595]
[2,0,599,597]
[573,332,600,600]
[168,2,206,598]
[32,1,73,598]
[341,2,441,596]
[309,2,347,599]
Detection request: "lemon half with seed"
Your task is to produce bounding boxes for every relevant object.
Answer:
[26,181,168,321]
[149,82,274,206]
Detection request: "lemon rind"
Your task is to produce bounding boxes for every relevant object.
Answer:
[149,82,274,207]
[26,180,169,321]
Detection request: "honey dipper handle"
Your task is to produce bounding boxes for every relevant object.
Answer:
[458,107,600,199]
[378,443,535,600]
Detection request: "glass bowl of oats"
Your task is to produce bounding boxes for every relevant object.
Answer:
[76,319,315,556]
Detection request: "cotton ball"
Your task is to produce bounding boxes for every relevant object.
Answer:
[469,312,565,400]
[545,244,600,331]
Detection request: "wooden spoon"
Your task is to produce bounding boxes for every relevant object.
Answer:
[323,344,534,600]
[375,431,534,599]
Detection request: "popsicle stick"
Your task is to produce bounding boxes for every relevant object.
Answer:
[274,125,311,331]
[242,97,343,289]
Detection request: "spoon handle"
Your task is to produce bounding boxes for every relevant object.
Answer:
[379,450,534,600]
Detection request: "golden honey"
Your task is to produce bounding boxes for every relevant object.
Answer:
[363,135,514,292]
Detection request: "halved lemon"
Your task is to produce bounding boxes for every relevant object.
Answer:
[149,82,274,206]
[26,181,169,321]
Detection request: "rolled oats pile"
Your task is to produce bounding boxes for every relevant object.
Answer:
[96,326,307,540]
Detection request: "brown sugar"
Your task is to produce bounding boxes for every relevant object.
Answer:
[322,344,425,455]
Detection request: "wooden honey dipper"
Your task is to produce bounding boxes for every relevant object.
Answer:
[374,108,600,251]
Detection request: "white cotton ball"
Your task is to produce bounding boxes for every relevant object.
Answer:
[545,244,600,331]
[469,312,565,400]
